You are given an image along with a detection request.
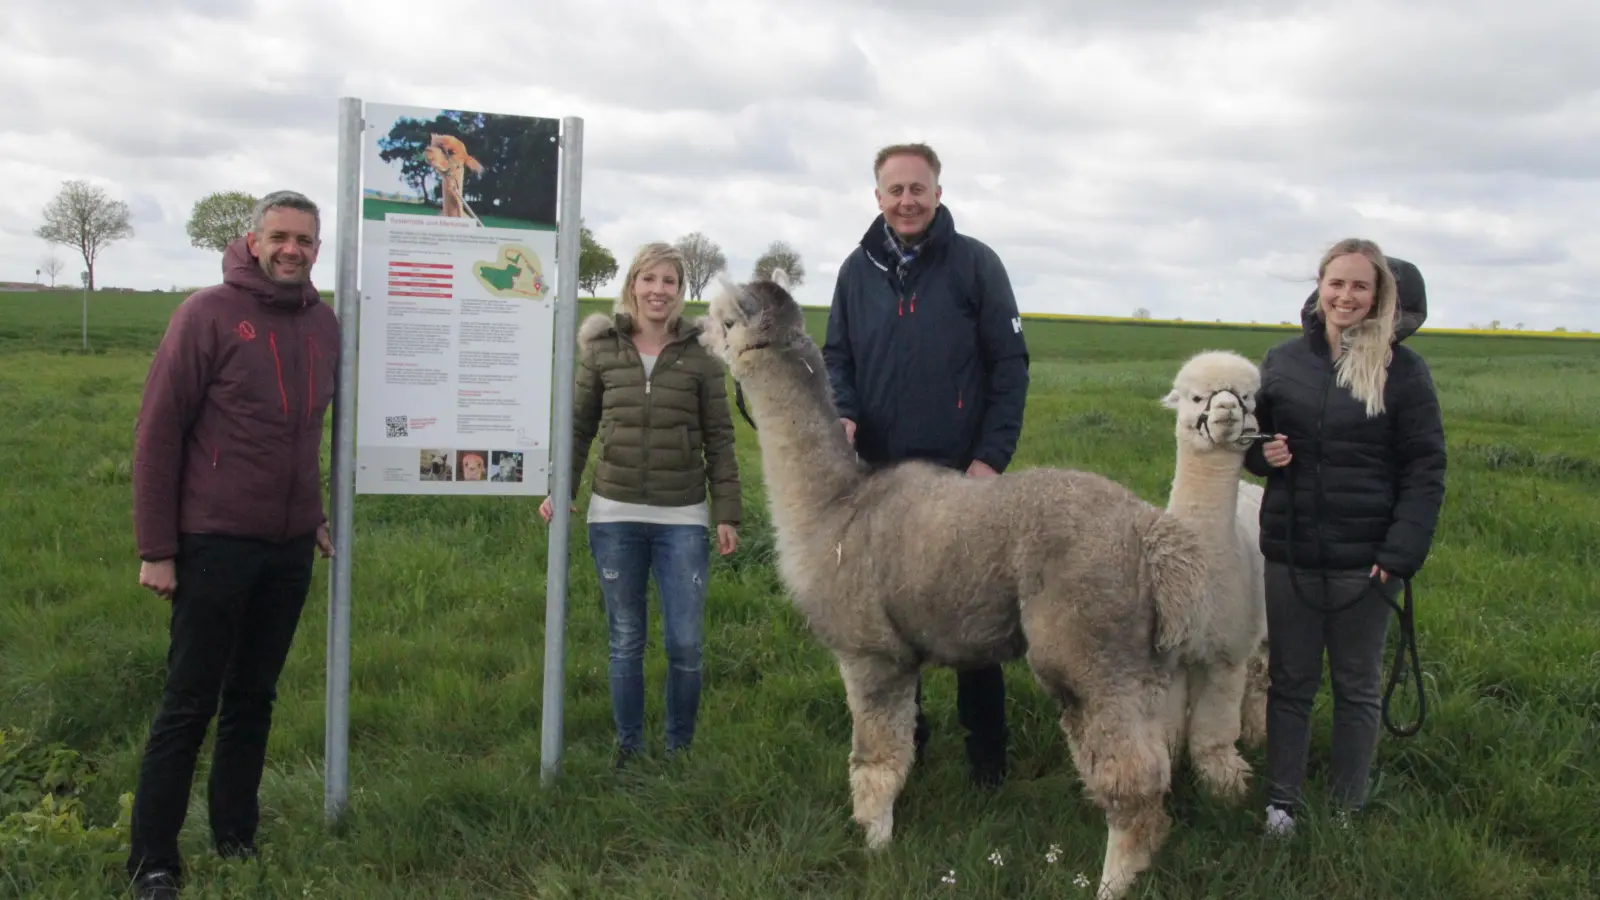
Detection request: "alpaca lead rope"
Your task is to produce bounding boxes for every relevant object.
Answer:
[1278,449,1426,739]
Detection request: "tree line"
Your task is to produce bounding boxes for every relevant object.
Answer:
[30,180,808,300]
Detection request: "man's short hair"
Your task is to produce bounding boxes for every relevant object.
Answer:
[251,190,321,237]
[873,143,942,184]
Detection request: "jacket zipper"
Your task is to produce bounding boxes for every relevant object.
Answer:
[285,321,306,541]
[634,331,690,504]
[1310,344,1333,571]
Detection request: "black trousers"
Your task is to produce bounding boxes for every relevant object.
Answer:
[912,664,1009,775]
[127,532,316,880]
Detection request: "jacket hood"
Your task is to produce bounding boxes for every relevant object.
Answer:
[1300,255,1427,344]
[858,204,957,268]
[578,311,703,345]
[222,237,322,310]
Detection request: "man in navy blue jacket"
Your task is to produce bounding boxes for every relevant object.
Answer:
[823,142,1030,786]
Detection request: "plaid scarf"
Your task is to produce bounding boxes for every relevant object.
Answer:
[883,220,923,285]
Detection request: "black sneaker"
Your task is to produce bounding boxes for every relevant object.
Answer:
[217,841,258,861]
[614,747,640,770]
[132,870,180,900]
[969,760,1006,789]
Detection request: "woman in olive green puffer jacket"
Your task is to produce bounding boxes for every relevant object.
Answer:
[540,241,742,766]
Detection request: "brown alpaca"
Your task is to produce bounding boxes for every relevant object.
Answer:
[1157,351,1272,803]
[423,133,483,221]
[700,270,1214,900]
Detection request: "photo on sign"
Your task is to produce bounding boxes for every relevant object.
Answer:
[362,103,559,232]
[491,450,524,483]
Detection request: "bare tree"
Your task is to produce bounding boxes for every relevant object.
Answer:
[35,180,134,291]
[1131,307,1151,320]
[39,253,64,287]
[752,240,805,287]
[674,231,727,300]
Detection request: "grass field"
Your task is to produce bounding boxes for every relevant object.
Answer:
[2,289,1597,899]
[361,198,558,232]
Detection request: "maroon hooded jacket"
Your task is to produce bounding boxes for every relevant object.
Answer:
[132,238,341,561]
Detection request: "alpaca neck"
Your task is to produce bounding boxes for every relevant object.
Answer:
[1167,445,1244,537]
[738,351,862,528]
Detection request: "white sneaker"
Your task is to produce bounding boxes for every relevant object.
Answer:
[1265,805,1295,837]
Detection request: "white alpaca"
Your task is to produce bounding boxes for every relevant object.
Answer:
[1159,350,1271,802]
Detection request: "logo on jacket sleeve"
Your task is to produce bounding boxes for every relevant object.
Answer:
[1011,316,1022,334]
[236,321,257,341]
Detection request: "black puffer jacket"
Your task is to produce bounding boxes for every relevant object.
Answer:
[1244,258,1447,579]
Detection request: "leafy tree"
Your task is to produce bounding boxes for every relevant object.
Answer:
[578,224,617,296]
[34,180,133,291]
[186,190,257,252]
[1132,307,1151,320]
[752,240,804,287]
[674,232,727,300]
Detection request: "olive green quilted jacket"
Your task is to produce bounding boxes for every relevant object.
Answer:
[569,312,742,525]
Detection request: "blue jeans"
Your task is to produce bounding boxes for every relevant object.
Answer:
[587,522,709,752]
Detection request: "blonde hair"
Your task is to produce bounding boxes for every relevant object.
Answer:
[1314,238,1400,417]
[616,241,687,332]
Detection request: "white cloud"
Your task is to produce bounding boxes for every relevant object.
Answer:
[5,0,1598,331]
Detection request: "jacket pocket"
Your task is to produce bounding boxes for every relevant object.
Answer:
[676,424,694,468]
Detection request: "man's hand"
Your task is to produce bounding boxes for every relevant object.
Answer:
[139,559,177,599]
[717,523,738,556]
[839,418,856,445]
[317,522,335,558]
[966,459,998,478]
[1370,565,1390,584]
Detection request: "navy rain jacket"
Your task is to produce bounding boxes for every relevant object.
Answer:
[822,206,1030,472]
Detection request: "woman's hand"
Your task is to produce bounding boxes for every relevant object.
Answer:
[1370,565,1390,583]
[717,524,738,555]
[539,496,576,522]
[1263,434,1292,468]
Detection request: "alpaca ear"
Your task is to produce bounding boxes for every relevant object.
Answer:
[713,274,761,321]
[1160,388,1181,409]
[713,274,740,310]
[770,268,791,290]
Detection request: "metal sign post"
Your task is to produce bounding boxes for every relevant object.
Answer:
[540,117,583,786]
[325,96,363,822]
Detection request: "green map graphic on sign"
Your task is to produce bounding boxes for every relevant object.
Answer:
[471,243,550,299]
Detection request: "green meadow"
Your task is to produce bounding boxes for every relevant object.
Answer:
[1,289,1597,899]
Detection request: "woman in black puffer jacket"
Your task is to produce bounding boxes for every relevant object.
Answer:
[1243,238,1448,835]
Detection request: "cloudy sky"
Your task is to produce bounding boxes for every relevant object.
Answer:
[6,0,1597,331]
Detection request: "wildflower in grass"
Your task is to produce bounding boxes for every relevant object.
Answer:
[1074,873,1091,889]
[940,869,957,886]
[1045,843,1062,864]
[988,849,1004,866]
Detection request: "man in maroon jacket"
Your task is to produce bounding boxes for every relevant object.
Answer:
[126,190,340,899]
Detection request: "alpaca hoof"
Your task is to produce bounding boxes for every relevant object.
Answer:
[1096,871,1133,900]
[1197,749,1251,804]
[860,811,894,849]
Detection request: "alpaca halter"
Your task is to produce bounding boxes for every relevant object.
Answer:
[1193,388,1266,448]
[731,340,773,431]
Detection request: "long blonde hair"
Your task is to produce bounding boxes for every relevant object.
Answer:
[615,241,687,333]
[1314,238,1399,417]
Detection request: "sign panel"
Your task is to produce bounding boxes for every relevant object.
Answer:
[355,102,561,494]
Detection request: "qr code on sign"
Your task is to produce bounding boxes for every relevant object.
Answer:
[385,415,408,438]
